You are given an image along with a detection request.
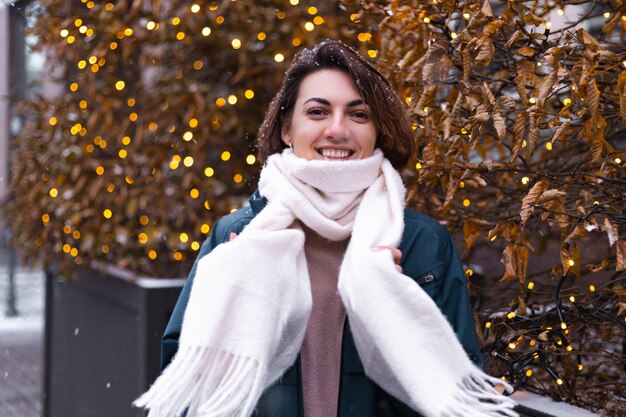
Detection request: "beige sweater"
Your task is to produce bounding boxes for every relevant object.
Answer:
[301,225,349,417]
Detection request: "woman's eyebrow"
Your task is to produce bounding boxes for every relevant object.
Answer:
[303,98,367,107]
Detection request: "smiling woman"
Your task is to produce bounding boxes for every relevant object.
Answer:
[134,41,519,417]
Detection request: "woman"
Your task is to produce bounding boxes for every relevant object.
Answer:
[135,41,517,417]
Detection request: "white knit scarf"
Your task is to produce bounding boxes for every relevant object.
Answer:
[134,149,518,417]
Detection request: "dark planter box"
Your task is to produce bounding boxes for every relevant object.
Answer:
[43,263,185,417]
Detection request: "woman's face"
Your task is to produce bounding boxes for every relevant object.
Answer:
[282,69,377,161]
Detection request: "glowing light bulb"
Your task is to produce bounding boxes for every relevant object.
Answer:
[462,199,470,207]
[115,81,125,90]
[191,4,201,13]
[527,281,535,290]
[202,27,212,36]
[274,53,285,63]
[231,39,242,49]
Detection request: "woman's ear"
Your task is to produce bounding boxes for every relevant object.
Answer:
[281,125,291,147]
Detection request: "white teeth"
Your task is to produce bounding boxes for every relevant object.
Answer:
[320,149,350,158]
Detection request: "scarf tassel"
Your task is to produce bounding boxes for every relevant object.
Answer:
[437,372,518,417]
[133,346,265,417]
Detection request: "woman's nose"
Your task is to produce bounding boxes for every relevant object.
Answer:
[325,114,348,139]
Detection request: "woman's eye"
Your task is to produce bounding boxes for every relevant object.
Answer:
[352,111,370,120]
[306,108,326,116]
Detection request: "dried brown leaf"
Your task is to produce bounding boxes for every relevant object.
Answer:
[612,285,626,298]
[463,219,483,251]
[535,69,558,107]
[481,0,494,17]
[504,30,524,49]
[576,28,600,51]
[586,258,610,273]
[475,39,495,67]
[422,142,438,164]
[528,111,540,156]
[550,121,571,143]
[462,46,471,82]
[492,111,506,140]
[501,244,529,282]
[510,112,527,163]
[602,218,619,247]
[398,49,417,69]
[516,46,536,58]
[561,243,581,277]
[564,224,588,245]
[617,241,626,271]
[520,180,548,226]
[538,189,567,205]
[618,70,626,124]
[586,79,600,119]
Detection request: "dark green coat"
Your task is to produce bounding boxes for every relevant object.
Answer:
[161,191,482,417]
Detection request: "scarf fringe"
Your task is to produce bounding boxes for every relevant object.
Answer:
[437,371,518,417]
[133,346,264,417]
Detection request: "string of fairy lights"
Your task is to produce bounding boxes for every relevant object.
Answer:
[30,0,378,270]
[482,205,626,394]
